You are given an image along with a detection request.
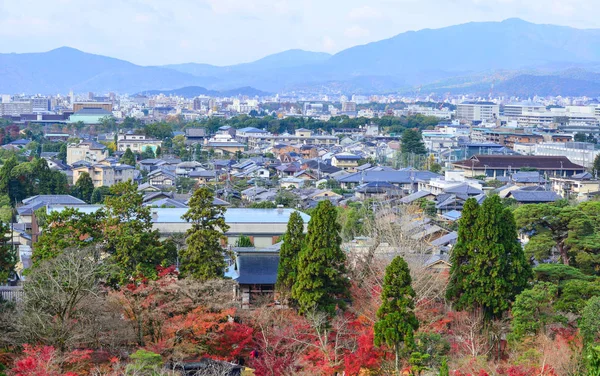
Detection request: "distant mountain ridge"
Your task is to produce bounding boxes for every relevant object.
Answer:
[138,86,270,98]
[2,19,600,96]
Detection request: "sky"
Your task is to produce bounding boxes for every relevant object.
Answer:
[0,0,598,66]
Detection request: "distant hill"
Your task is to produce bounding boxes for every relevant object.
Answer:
[139,86,270,98]
[164,49,331,77]
[3,19,600,95]
[0,47,218,94]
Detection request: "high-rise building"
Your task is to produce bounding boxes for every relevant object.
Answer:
[456,102,499,122]
[32,98,51,113]
[0,101,33,116]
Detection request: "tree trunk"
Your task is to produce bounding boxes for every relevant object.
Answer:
[558,241,569,265]
[395,345,400,375]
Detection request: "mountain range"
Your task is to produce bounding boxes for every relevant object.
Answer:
[2,18,600,97]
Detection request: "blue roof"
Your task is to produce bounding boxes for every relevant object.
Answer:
[46,206,310,224]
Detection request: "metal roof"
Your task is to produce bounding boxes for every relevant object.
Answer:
[234,252,280,284]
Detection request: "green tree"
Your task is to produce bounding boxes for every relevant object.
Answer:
[509,282,559,341]
[103,181,176,282]
[276,211,305,294]
[120,147,136,166]
[75,172,94,203]
[292,200,349,316]
[447,195,531,319]
[235,234,253,247]
[515,201,600,271]
[401,129,427,155]
[446,198,479,306]
[374,256,419,374]
[90,186,111,204]
[575,132,587,142]
[438,357,449,376]
[0,221,15,284]
[181,187,230,280]
[32,208,104,267]
[57,143,67,163]
[155,145,162,158]
[195,143,202,162]
[140,146,155,160]
[594,154,600,177]
[581,296,600,345]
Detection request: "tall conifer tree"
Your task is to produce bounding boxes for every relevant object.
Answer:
[292,200,349,316]
[374,256,419,374]
[447,195,531,319]
[276,211,305,293]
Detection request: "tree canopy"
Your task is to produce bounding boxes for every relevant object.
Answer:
[447,196,531,319]
[292,200,350,316]
[180,187,230,280]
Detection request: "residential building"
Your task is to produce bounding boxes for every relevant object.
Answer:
[66,141,109,165]
[551,172,600,200]
[73,162,135,187]
[502,102,546,118]
[331,152,361,171]
[117,133,162,153]
[452,155,585,178]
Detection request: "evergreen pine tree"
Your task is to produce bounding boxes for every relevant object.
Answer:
[155,146,162,158]
[401,129,427,155]
[181,187,230,280]
[447,195,531,319]
[374,256,419,374]
[0,221,15,284]
[75,172,94,204]
[446,198,480,306]
[292,200,349,316]
[276,211,305,294]
[121,147,136,166]
[593,153,600,178]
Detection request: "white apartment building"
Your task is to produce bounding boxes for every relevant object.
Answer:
[456,102,500,122]
[117,133,162,152]
[534,142,600,169]
[0,101,33,116]
[503,102,546,118]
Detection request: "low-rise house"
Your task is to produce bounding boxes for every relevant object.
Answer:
[175,161,204,177]
[148,168,177,187]
[551,172,600,200]
[138,158,166,172]
[18,195,86,229]
[506,189,561,204]
[336,170,441,193]
[189,170,219,184]
[331,152,362,171]
[280,177,305,189]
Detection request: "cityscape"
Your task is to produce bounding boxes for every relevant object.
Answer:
[2,2,600,376]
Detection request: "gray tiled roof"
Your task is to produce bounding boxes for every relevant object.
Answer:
[235,252,280,284]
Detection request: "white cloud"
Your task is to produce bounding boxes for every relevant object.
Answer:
[322,36,336,52]
[344,25,371,38]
